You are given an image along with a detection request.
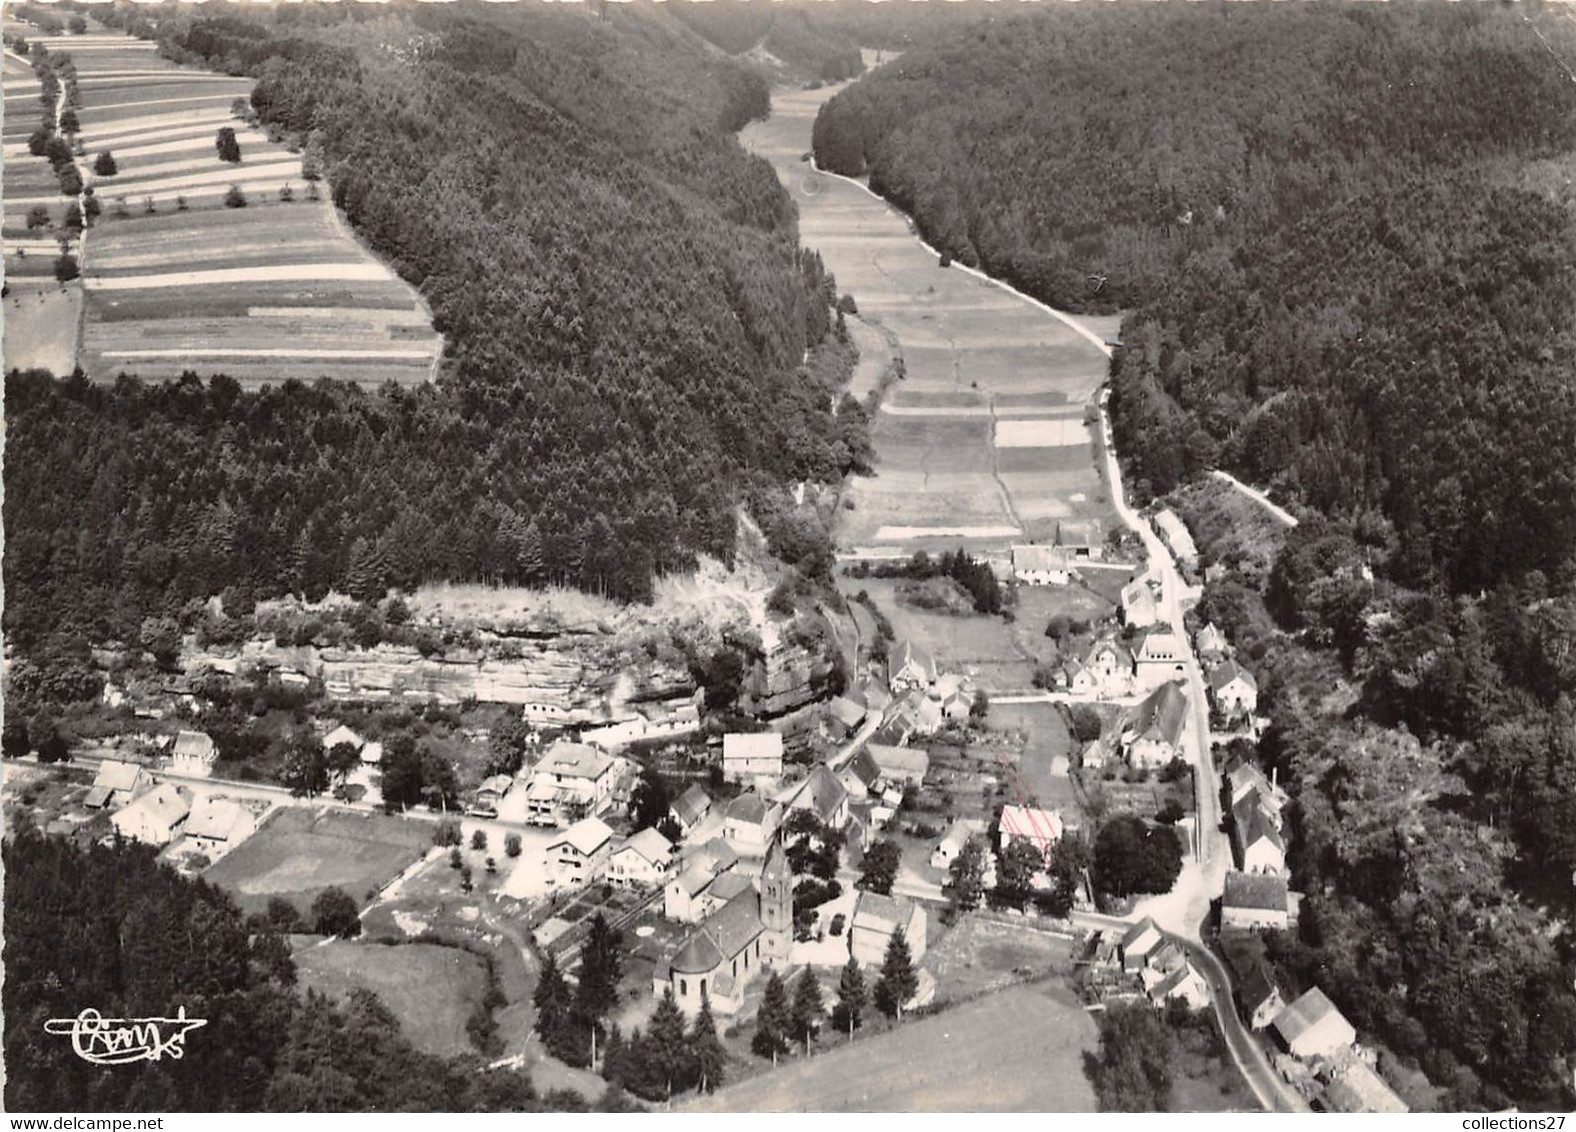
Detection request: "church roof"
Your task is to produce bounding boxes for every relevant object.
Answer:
[669,888,763,975]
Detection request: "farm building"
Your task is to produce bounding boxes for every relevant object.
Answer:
[668,783,713,837]
[170,730,218,778]
[1272,987,1357,1061]
[998,804,1064,864]
[1221,870,1290,931]
[85,759,152,810]
[849,890,928,967]
[1153,510,1198,571]
[1120,681,1189,769]
[609,827,675,889]
[111,783,191,847]
[1134,630,1188,687]
[1054,519,1102,561]
[786,765,850,830]
[1011,543,1071,586]
[723,731,784,783]
[867,743,929,787]
[546,816,615,886]
[183,796,257,855]
[1120,917,1164,973]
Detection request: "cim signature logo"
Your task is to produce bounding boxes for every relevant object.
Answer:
[44,1007,207,1065]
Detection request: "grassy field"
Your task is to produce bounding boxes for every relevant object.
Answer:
[686,978,1100,1112]
[743,89,1119,559]
[849,577,1032,690]
[925,915,1078,1003]
[203,806,430,917]
[8,17,441,387]
[294,939,489,1057]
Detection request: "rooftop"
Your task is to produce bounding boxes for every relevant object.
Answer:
[548,815,614,857]
[723,731,783,763]
[1273,986,1350,1046]
[1127,681,1188,746]
[536,742,613,782]
[619,826,673,867]
[999,804,1063,845]
[1223,870,1289,912]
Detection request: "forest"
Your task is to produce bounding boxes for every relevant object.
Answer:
[812,1,1576,1110]
[5,1,863,660]
[1,822,597,1111]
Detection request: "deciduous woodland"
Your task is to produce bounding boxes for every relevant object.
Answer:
[814,2,1576,1109]
[5,2,865,652]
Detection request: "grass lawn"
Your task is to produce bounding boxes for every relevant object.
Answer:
[2,284,82,377]
[294,939,489,1057]
[925,915,1078,1003]
[203,806,430,917]
[685,977,1098,1112]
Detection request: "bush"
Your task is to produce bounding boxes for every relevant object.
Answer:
[52,253,79,283]
[504,832,522,858]
[311,887,361,938]
[57,165,82,197]
[215,126,242,164]
[26,204,50,229]
[224,184,248,209]
[278,182,295,203]
[471,829,488,851]
[92,151,116,176]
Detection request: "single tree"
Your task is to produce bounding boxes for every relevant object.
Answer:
[215,126,242,164]
[59,108,79,134]
[223,184,247,209]
[311,886,361,938]
[505,832,523,858]
[790,968,824,1051]
[449,847,463,869]
[995,838,1047,907]
[689,994,726,1094]
[576,914,624,1020]
[264,895,305,933]
[832,956,866,1035]
[57,165,82,197]
[471,828,488,852]
[325,740,360,790]
[970,688,991,722]
[533,952,572,1046]
[752,970,792,1063]
[949,834,988,913]
[278,182,294,203]
[27,713,69,764]
[643,988,691,1097]
[62,202,82,232]
[858,838,902,895]
[92,151,116,176]
[873,929,919,1019]
[460,864,473,892]
[26,204,49,229]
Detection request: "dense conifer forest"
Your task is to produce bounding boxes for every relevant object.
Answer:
[1,823,584,1111]
[816,1,1576,1110]
[5,2,863,656]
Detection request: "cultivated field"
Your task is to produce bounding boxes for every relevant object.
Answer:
[6,18,440,386]
[295,939,490,1057]
[743,94,1123,558]
[203,806,431,917]
[686,978,1100,1112]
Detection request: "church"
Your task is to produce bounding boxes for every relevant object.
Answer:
[651,837,792,1016]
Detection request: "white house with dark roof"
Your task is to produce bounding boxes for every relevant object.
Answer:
[1208,660,1259,718]
[1121,681,1189,768]
[1233,790,1287,874]
[1221,870,1290,931]
[722,791,782,857]
[85,759,152,810]
[1011,543,1071,586]
[1120,917,1164,973]
[723,732,783,783]
[546,815,615,886]
[849,890,928,967]
[1272,986,1356,1061]
[930,817,986,869]
[609,826,675,889]
[183,796,257,854]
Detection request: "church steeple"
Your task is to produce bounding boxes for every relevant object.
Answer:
[759,834,792,962]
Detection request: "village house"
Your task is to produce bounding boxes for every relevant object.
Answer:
[1121,917,1165,973]
[1055,519,1103,561]
[722,791,783,858]
[1060,661,1097,695]
[1233,790,1287,874]
[1080,738,1109,770]
[523,741,615,827]
[786,764,850,831]
[84,759,152,810]
[1221,870,1290,931]
[1120,580,1158,628]
[1083,638,1132,694]
[1134,630,1189,687]
[183,796,257,855]
[722,731,784,784]
[838,747,883,802]
[1195,622,1229,662]
[322,723,364,755]
[849,890,928,967]
[1208,660,1259,719]
[1318,1060,1409,1114]
[867,743,929,788]
[1011,543,1072,586]
[170,730,218,778]
[653,839,791,1016]
[581,716,648,750]
[474,774,513,810]
[1272,986,1357,1061]
[1144,958,1210,1011]
[1153,509,1198,572]
[998,803,1064,865]
[609,826,676,889]
[546,815,615,886]
[824,694,868,740]
[111,783,192,847]
[1121,681,1189,769]
[1237,961,1287,1031]
[663,839,741,923]
[1227,758,1288,812]
[930,818,987,869]
[668,783,712,838]
[888,638,938,693]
